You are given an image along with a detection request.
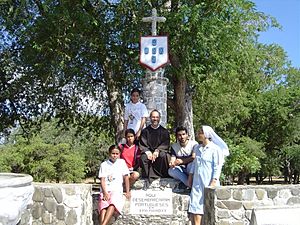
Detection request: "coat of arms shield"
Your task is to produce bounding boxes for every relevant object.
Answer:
[139,36,169,71]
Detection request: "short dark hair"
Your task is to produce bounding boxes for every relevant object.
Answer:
[131,88,141,96]
[175,126,188,136]
[125,128,135,136]
[108,144,120,153]
[150,109,161,117]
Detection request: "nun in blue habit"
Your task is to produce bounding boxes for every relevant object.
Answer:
[188,125,229,225]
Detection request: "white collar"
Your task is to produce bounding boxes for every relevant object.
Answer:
[151,124,160,129]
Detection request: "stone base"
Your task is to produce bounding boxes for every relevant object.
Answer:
[133,178,191,193]
[20,183,93,225]
[93,178,192,225]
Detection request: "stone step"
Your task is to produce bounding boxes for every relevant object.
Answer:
[93,178,191,193]
[132,178,191,193]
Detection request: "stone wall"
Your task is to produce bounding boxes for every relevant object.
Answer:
[20,183,92,225]
[20,181,300,225]
[203,184,300,225]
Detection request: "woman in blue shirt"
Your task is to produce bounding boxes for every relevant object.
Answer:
[188,125,229,225]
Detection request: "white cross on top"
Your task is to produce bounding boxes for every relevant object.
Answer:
[142,8,166,36]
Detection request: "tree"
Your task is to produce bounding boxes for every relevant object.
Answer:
[0,0,292,134]
[0,136,85,182]
[33,118,113,178]
[1,0,299,183]
[0,0,143,141]
[282,110,300,184]
[0,119,113,181]
[223,137,265,184]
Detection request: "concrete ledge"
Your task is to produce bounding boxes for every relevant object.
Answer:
[204,184,300,225]
[250,205,300,225]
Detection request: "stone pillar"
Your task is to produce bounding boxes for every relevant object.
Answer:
[141,8,168,126]
[142,68,168,127]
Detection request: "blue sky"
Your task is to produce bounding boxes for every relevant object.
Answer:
[252,0,300,68]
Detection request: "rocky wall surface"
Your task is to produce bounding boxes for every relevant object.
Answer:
[20,183,92,225]
[20,181,300,225]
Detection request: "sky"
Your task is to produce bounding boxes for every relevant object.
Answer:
[252,0,300,68]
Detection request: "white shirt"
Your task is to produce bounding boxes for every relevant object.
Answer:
[171,140,198,157]
[98,158,129,193]
[124,102,148,133]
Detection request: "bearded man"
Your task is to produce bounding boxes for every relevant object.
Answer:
[139,109,171,183]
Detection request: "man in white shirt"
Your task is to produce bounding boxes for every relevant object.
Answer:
[168,126,198,186]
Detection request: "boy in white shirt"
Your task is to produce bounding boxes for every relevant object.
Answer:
[124,88,148,140]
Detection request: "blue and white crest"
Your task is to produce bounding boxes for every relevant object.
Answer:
[140,36,168,71]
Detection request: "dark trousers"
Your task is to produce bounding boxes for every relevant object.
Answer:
[140,151,171,183]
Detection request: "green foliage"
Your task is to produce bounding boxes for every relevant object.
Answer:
[223,137,265,179]
[282,114,300,177]
[23,140,57,182]
[259,151,282,180]
[284,144,300,172]
[0,145,23,172]
[34,119,112,177]
[1,135,85,182]
[54,143,86,183]
[1,119,113,182]
[1,0,299,183]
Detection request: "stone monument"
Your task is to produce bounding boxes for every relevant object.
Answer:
[0,173,34,225]
[140,8,169,126]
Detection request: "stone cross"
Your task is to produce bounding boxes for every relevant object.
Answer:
[142,8,166,36]
[141,8,169,127]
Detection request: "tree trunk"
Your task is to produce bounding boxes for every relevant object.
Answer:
[172,75,195,140]
[103,63,124,143]
[293,170,299,184]
[237,171,247,185]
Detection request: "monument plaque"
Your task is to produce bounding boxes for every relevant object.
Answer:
[130,188,173,215]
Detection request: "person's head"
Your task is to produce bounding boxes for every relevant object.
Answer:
[175,126,189,145]
[130,88,141,104]
[200,125,230,156]
[196,127,206,143]
[150,109,161,128]
[108,145,121,162]
[125,128,135,145]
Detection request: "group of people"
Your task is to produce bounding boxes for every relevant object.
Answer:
[98,88,229,225]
